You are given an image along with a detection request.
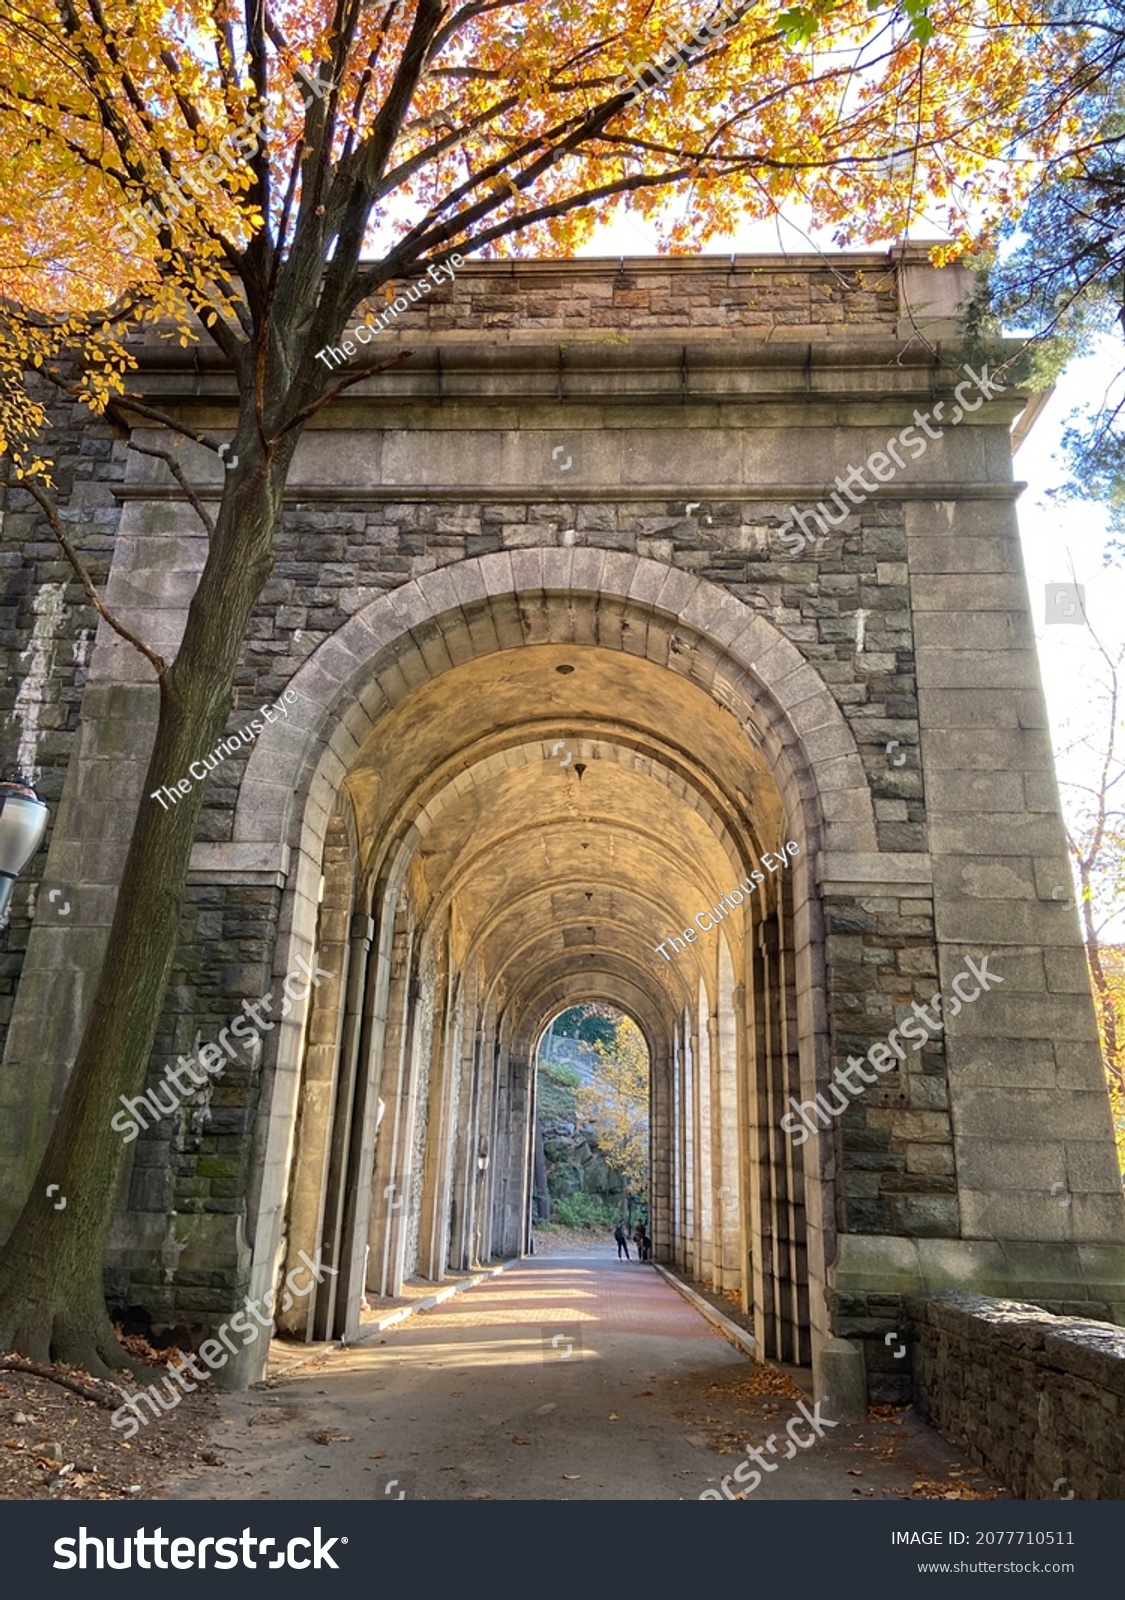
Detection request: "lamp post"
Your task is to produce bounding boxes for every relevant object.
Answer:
[0,777,50,929]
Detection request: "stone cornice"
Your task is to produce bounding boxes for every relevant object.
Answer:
[113,480,1027,504]
[117,336,1031,438]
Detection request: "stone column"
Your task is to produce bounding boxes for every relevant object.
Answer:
[0,491,202,1236]
[681,1014,696,1274]
[746,916,775,1351]
[474,1007,501,1263]
[277,836,353,1338]
[714,980,741,1295]
[367,914,416,1297]
[912,496,1125,1311]
[447,974,480,1271]
[491,1020,513,1252]
[417,933,454,1282]
[777,882,810,1365]
[734,977,755,1320]
[492,1014,526,1258]
[333,914,381,1342]
[650,1037,673,1262]
[695,987,714,1285]
[508,1018,535,1258]
[309,909,371,1342]
[677,1016,691,1271]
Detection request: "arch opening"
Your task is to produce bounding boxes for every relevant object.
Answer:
[257,565,851,1370]
[533,1003,651,1244]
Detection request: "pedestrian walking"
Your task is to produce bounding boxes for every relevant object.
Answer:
[613,1221,630,1260]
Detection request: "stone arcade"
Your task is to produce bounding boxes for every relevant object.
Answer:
[2,251,1123,1414]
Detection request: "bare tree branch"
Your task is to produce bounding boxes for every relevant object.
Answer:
[102,393,230,458]
[125,441,215,537]
[0,1354,117,1407]
[1,478,166,684]
[271,347,414,440]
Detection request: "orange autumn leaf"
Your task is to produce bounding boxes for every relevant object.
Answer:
[0,0,1085,478]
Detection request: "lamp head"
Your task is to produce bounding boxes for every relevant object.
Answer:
[0,778,50,928]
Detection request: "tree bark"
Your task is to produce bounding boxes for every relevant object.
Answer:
[0,434,298,1377]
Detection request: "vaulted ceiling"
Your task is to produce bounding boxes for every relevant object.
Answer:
[341,630,788,1038]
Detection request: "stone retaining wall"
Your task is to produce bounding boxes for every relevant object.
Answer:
[907,1290,1125,1499]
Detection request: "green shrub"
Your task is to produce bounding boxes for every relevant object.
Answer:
[552,1193,618,1229]
[544,1061,581,1087]
[537,1061,580,1124]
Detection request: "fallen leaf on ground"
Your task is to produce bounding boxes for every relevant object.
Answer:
[909,1473,1000,1501]
[869,1404,908,1423]
[710,1366,804,1402]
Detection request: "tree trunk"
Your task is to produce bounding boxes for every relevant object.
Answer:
[0,435,298,1377]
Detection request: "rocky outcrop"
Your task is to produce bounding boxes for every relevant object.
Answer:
[534,1053,627,1220]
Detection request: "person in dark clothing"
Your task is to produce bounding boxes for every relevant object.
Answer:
[613,1222,630,1260]
[633,1222,645,1259]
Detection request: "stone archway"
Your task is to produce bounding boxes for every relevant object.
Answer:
[3,252,1119,1424]
[229,551,876,1384]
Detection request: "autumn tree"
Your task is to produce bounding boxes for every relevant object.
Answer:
[0,0,1087,1374]
[554,1002,618,1051]
[576,1014,650,1202]
[970,2,1125,562]
[1054,625,1125,1172]
[1102,951,1125,1172]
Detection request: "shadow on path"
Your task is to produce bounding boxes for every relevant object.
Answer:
[162,1253,1007,1502]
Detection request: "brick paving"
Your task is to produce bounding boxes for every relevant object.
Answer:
[417,1249,723,1340]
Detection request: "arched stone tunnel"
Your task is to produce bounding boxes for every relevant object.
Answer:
[256,565,836,1371]
[2,253,1123,1424]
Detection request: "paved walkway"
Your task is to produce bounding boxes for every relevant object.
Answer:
[164,1251,1005,1501]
